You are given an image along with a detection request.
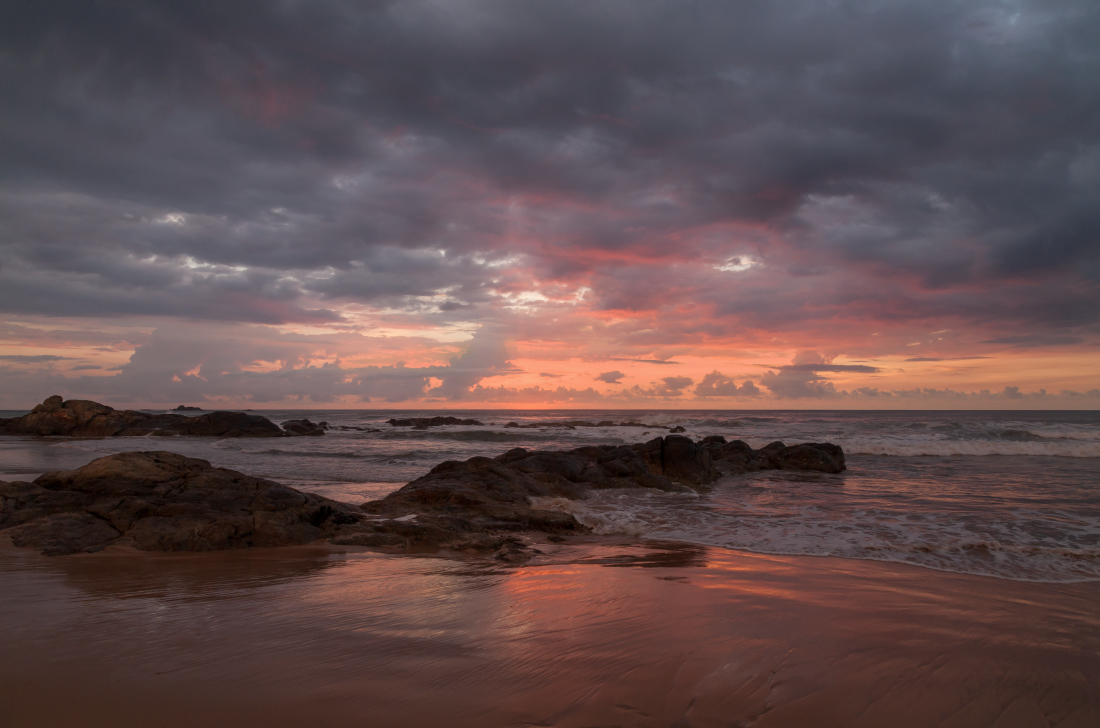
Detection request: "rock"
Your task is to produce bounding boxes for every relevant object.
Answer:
[669,425,686,433]
[177,411,285,438]
[701,435,727,445]
[281,419,326,436]
[363,436,719,534]
[659,435,718,484]
[1,436,847,560]
[0,396,287,438]
[704,439,764,473]
[700,438,846,475]
[504,419,661,429]
[495,540,541,563]
[8,513,121,557]
[35,395,64,412]
[504,421,576,429]
[174,405,203,411]
[387,416,484,427]
[0,452,364,555]
[771,443,846,473]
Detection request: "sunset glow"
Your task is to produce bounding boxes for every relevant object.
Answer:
[1,1,1097,409]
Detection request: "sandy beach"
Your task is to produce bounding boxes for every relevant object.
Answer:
[2,538,1097,728]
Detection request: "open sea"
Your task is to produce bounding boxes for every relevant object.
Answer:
[2,409,1098,583]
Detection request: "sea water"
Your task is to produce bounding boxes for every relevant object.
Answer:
[2,409,1097,582]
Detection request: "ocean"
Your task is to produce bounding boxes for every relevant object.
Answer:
[2,408,1098,583]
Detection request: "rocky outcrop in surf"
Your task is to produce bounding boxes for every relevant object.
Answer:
[0,396,289,438]
[281,419,327,436]
[387,416,485,428]
[0,450,555,561]
[0,435,845,561]
[503,420,665,429]
[358,435,717,538]
[701,436,846,474]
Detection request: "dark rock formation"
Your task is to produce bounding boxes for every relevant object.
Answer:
[360,436,720,540]
[174,405,203,411]
[702,438,846,474]
[668,425,686,433]
[176,411,286,438]
[281,419,326,436]
[503,419,669,430]
[387,416,484,427]
[0,435,846,562]
[0,396,286,438]
[0,452,363,556]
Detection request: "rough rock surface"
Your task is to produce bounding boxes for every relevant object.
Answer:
[281,419,326,436]
[0,395,286,438]
[702,438,846,474]
[0,452,363,556]
[387,416,484,428]
[358,436,720,541]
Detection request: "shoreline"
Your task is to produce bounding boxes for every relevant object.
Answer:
[7,526,1097,587]
[3,540,1098,727]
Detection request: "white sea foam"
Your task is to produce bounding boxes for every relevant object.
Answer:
[531,489,1100,583]
[837,437,1100,457]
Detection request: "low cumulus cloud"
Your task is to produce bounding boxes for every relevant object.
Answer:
[627,376,695,398]
[693,371,761,397]
[596,371,625,384]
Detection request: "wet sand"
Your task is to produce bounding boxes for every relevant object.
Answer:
[1,540,1098,727]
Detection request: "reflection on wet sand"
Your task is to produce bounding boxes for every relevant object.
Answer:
[9,545,343,600]
[2,541,1098,727]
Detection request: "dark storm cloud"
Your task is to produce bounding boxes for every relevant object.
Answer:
[608,358,680,365]
[0,0,1097,340]
[781,363,880,373]
[0,354,73,362]
[905,356,991,362]
[980,334,1086,347]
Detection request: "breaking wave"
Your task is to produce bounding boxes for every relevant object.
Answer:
[839,438,1100,458]
[532,491,1100,583]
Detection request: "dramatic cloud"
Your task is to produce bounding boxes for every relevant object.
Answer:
[0,355,73,362]
[694,372,761,398]
[1,0,1098,406]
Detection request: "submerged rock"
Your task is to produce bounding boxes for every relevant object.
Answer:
[0,396,286,438]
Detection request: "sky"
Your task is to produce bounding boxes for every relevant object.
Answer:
[1,0,1098,409]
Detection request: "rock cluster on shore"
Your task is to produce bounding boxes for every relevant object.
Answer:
[0,452,363,556]
[0,396,292,438]
[1,436,845,561]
